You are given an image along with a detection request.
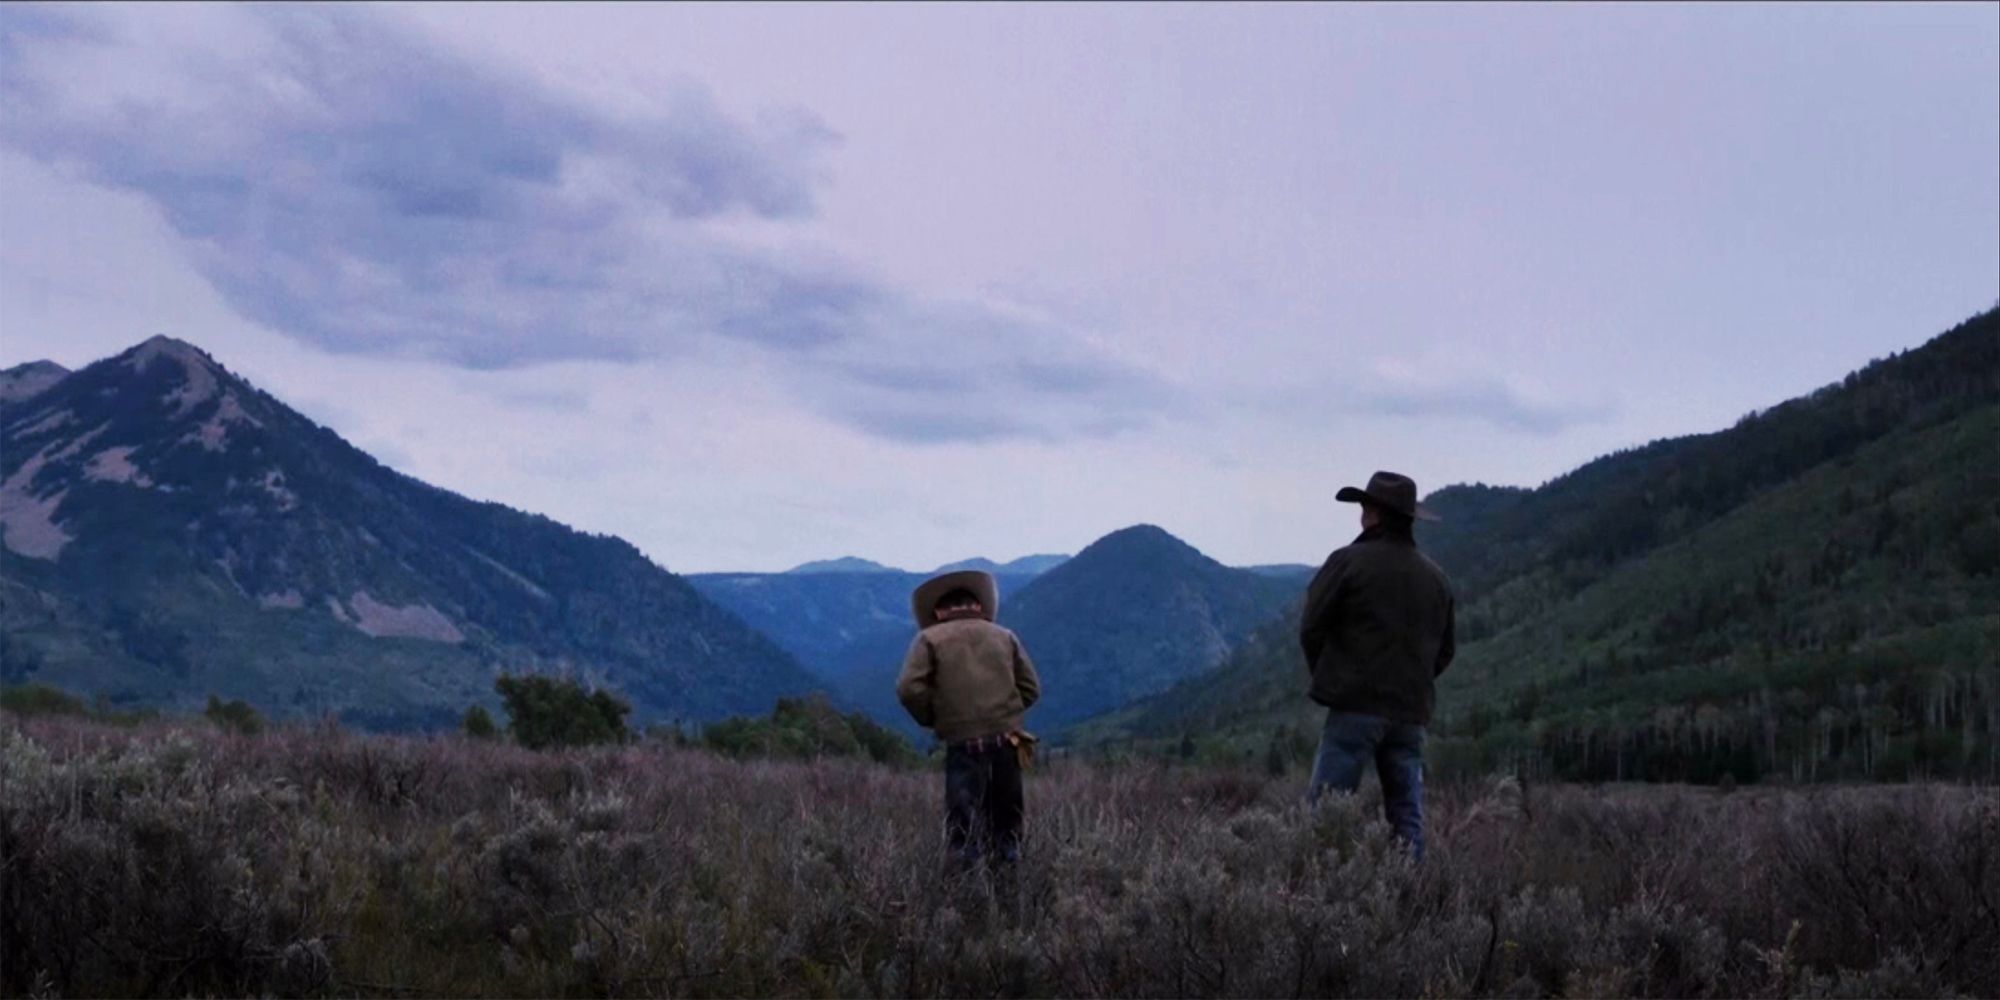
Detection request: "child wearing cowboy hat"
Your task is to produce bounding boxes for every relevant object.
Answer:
[895,569,1043,869]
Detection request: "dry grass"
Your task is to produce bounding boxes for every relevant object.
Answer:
[3,714,1996,998]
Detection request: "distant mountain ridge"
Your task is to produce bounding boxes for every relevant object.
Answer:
[1242,563,1317,581]
[787,557,901,575]
[690,530,1297,736]
[0,336,820,728]
[0,361,69,404]
[934,554,1072,575]
[780,553,1075,576]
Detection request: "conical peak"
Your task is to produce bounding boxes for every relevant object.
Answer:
[1072,523,1213,570]
[124,335,218,370]
[120,335,227,416]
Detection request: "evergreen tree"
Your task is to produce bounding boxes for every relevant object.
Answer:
[494,674,630,750]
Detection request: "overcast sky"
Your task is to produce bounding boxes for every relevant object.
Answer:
[2,3,1995,573]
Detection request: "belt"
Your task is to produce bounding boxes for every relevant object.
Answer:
[951,732,1013,753]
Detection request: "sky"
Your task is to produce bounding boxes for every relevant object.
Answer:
[1,3,1995,573]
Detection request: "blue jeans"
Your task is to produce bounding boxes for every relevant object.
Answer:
[944,742,1023,868]
[1308,710,1426,861]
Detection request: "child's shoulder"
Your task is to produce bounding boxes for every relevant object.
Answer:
[924,618,1018,641]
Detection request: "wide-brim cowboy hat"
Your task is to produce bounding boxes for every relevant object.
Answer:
[1336,470,1441,522]
[910,570,999,628]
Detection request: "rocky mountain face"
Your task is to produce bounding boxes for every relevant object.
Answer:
[0,337,819,728]
[0,361,70,405]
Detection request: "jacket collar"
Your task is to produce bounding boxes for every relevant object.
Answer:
[1354,523,1417,547]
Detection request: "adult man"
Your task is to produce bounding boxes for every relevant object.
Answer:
[1300,470,1456,860]
[895,569,1042,869]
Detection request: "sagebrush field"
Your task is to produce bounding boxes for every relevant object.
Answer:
[3,715,1996,998]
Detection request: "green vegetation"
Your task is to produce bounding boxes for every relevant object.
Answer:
[461,703,498,740]
[0,682,90,718]
[203,694,265,735]
[0,682,157,725]
[701,694,917,765]
[494,674,631,750]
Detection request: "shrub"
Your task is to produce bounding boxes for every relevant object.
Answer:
[3,715,1995,998]
[203,694,264,735]
[462,704,498,740]
[494,674,629,750]
[0,683,89,717]
[703,694,917,765]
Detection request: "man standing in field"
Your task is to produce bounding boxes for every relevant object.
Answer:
[896,569,1042,870]
[1300,470,1457,860]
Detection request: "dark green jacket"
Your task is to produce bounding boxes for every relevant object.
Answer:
[1300,524,1456,725]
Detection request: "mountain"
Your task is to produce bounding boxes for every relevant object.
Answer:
[934,554,1071,575]
[0,361,69,404]
[1001,524,1300,733]
[685,568,1044,735]
[1240,563,1316,581]
[0,336,820,728]
[1086,309,2000,783]
[689,532,1278,739]
[786,556,903,574]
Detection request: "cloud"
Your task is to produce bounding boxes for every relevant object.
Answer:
[0,5,1176,444]
[1358,377,1613,434]
[805,301,1184,445]
[1236,355,1614,436]
[1351,354,1615,434]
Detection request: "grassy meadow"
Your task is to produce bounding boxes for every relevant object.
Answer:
[3,714,1997,998]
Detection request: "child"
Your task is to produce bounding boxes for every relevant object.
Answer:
[895,570,1042,868]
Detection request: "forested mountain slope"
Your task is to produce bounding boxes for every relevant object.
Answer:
[1091,309,1999,782]
[1004,525,1300,732]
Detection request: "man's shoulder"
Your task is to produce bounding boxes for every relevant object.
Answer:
[1331,536,1398,563]
[1417,550,1454,592]
[1343,537,1449,578]
[1320,542,1361,567]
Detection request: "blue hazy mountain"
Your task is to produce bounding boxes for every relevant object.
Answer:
[933,554,1071,575]
[693,532,1303,735]
[785,557,904,574]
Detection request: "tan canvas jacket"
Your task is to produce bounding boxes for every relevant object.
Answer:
[895,617,1041,743]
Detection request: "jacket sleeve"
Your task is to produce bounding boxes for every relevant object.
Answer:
[1434,592,1457,678]
[1299,553,1345,667]
[1012,635,1042,710]
[895,633,937,728]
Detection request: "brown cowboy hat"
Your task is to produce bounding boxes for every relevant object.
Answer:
[910,570,999,628]
[1336,470,1441,522]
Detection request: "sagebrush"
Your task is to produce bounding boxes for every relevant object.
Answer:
[2,715,1995,998]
